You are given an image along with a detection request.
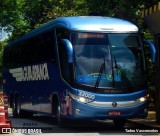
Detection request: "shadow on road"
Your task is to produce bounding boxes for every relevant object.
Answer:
[11,115,141,133]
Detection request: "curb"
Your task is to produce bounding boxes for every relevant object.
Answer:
[127,111,160,129]
[126,119,159,129]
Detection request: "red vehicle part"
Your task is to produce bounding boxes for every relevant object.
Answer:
[0,93,11,133]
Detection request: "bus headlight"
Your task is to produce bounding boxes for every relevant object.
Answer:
[78,97,86,103]
[78,96,93,103]
[138,94,149,103]
[69,93,93,103]
[139,97,146,102]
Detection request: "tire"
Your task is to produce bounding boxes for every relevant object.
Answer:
[12,94,33,118]
[56,104,67,127]
[113,119,126,128]
[12,95,21,118]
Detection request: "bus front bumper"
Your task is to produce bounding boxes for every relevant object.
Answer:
[69,99,148,120]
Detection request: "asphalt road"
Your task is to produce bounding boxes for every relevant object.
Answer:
[1,114,153,136]
[1,109,159,136]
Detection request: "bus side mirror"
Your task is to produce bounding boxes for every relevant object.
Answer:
[61,39,73,63]
[144,40,156,63]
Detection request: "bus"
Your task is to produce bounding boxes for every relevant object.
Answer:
[2,16,156,127]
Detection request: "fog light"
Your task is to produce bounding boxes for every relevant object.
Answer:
[76,109,80,114]
[144,109,148,113]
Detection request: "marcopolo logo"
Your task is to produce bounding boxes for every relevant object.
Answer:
[9,63,49,82]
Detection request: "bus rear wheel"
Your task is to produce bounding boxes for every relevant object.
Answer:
[12,95,21,117]
[12,94,33,118]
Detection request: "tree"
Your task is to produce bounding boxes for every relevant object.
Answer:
[3,0,87,40]
[0,0,17,28]
[0,41,7,79]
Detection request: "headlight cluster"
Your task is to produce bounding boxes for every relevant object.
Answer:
[69,93,93,103]
[78,96,93,103]
[69,92,149,105]
[137,94,149,103]
[139,97,146,102]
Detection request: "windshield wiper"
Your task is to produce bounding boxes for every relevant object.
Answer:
[95,54,106,90]
[114,56,133,90]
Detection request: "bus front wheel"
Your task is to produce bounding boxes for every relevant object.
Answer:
[56,105,67,127]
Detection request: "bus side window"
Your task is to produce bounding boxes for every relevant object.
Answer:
[3,47,10,68]
[44,32,55,63]
[58,42,70,83]
[56,28,70,83]
[56,28,69,40]
[32,32,56,63]
[24,33,53,64]
[12,44,22,67]
[3,31,56,68]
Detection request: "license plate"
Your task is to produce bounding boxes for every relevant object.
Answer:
[108,111,121,116]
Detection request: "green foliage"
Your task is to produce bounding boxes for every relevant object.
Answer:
[0,41,7,79]
[1,0,159,39]
[46,0,87,18]
[0,0,16,27]
[0,0,17,32]
[1,0,87,39]
[143,29,155,86]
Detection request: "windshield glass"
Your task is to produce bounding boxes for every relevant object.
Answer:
[71,33,112,88]
[109,34,146,90]
[71,32,146,92]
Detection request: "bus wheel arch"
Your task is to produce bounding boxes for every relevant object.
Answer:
[52,94,59,116]
[51,93,65,126]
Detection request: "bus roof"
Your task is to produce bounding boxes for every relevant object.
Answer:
[7,16,138,46]
[54,16,138,32]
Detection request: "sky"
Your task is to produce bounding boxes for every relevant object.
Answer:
[0,27,10,41]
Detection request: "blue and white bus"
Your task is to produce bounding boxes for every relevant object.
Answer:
[2,16,156,127]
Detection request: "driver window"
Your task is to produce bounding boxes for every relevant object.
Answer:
[56,28,70,83]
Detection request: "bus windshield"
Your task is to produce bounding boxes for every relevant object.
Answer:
[71,32,146,92]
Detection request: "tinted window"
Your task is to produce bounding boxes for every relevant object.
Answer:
[3,31,55,68]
